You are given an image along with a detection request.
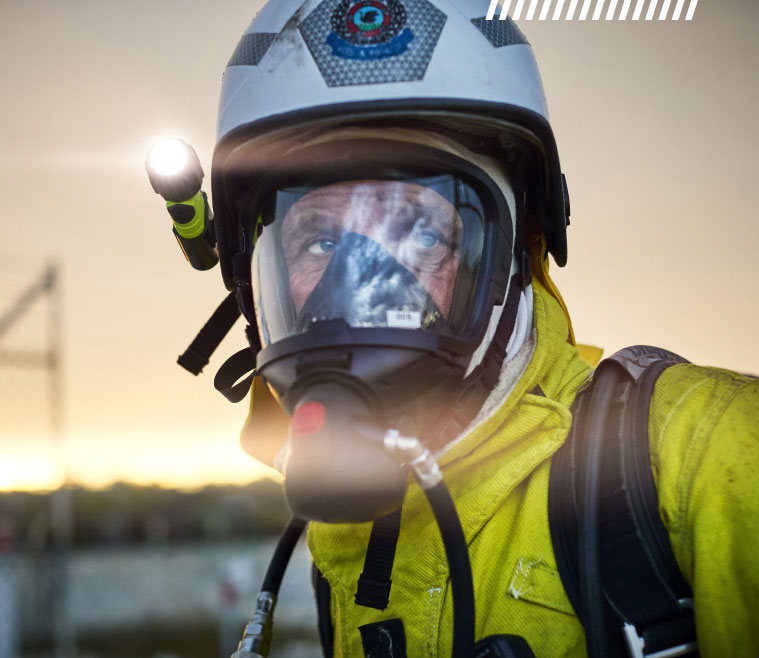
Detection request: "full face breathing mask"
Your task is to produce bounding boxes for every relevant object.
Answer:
[230,133,526,523]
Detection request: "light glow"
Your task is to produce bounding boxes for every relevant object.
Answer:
[147,138,191,177]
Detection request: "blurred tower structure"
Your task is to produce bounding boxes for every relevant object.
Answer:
[0,263,74,658]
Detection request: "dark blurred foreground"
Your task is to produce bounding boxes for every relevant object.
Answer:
[0,482,322,658]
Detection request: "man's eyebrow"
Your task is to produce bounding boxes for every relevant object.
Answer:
[287,207,332,224]
[408,198,456,223]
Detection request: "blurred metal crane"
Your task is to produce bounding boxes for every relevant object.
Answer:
[0,263,74,658]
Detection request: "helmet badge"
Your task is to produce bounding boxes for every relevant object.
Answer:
[299,0,446,87]
[328,0,414,60]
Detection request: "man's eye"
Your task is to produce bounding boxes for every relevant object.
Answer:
[410,225,442,249]
[306,238,337,255]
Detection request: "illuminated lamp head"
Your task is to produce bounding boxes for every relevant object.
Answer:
[146,138,204,203]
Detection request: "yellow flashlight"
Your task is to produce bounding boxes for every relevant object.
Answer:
[146,138,219,271]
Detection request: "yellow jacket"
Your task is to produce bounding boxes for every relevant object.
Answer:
[307,279,759,657]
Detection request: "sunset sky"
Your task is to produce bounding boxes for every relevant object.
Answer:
[0,0,756,491]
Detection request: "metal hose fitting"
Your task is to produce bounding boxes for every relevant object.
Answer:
[383,429,443,490]
[231,591,277,658]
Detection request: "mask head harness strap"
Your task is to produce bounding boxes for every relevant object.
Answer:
[209,227,264,403]
[177,290,242,376]
[176,227,262,402]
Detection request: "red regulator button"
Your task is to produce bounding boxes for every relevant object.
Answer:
[290,401,326,439]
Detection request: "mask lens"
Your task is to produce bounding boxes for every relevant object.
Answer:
[252,174,495,346]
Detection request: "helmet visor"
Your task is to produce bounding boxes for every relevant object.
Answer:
[251,174,501,347]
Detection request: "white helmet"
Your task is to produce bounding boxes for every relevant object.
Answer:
[211,0,570,294]
[205,1,576,498]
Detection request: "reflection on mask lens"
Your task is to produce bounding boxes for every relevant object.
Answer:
[252,175,490,345]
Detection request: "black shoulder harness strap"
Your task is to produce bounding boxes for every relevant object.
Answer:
[354,506,403,611]
[312,563,335,657]
[549,345,699,658]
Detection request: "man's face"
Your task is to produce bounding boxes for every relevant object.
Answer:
[280,180,463,318]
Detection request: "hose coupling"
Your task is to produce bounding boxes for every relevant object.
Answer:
[231,591,277,658]
[383,430,443,490]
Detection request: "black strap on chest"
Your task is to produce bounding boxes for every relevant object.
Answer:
[312,563,335,657]
[355,506,403,610]
[548,345,699,658]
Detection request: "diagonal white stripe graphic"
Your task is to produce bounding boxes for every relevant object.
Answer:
[512,0,527,20]
[632,0,647,20]
[525,0,541,20]
[483,0,689,19]
[579,0,594,20]
[539,0,554,20]
[671,0,686,18]
[566,0,581,19]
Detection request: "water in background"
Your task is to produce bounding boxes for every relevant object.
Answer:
[0,482,322,658]
[1,538,320,658]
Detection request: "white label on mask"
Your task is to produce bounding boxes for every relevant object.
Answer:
[387,310,422,329]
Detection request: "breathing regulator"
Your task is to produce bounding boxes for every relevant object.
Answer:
[146,1,571,656]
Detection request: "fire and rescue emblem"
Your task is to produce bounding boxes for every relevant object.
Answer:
[299,0,445,87]
[327,0,414,60]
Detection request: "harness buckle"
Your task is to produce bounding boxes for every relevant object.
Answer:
[622,601,698,658]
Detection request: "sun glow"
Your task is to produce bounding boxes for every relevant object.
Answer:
[0,429,281,492]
